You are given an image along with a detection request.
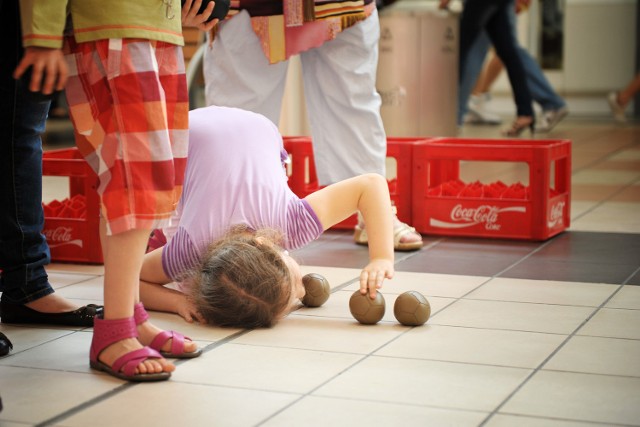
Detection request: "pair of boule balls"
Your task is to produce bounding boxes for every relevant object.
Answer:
[301,273,431,326]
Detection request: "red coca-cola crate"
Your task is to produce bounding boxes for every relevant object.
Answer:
[412,138,571,241]
[42,148,103,263]
[282,137,427,230]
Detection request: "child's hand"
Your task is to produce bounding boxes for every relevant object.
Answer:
[359,259,394,299]
[177,297,206,323]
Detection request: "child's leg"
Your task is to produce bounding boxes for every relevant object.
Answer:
[65,37,191,377]
[131,41,198,355]
[98,225,173,374]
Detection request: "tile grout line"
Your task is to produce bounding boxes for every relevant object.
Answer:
[542,131,639,226]
[399,234,636,425]
[454,237,558,301]
[29,233,640,425]
[33,329,251,427]
[262,275,637,427]
[254,325,423,426]
[477,282,630,426]
[34,383,135,427]
[253,255,443,426]
[255,235,552,426]
[623,266,640,285]
[570,175,640,224]
[34,257,416,427]
[570,136,639,174]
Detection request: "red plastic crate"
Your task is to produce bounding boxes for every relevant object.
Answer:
[282,137,427,230]
[412,137,572,241]
[42,148,103,263]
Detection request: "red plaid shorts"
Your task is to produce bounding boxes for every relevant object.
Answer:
[64,37,188,235]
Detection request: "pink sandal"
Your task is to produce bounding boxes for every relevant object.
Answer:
[90,316,171,382]
[134,303,202,359]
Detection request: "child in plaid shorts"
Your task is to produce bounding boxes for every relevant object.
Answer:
[16,0,218,382]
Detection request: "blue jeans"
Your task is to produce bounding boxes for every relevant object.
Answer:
[0,0,55,304]
[458,0,566,123]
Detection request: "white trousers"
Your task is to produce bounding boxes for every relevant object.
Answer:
[203,9,387,185]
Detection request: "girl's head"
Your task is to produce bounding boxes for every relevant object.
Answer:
[188,227,305,328]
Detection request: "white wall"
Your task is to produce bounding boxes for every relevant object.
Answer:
[563,0,637,93]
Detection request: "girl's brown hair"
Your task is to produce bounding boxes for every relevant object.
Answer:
[187,226,293,328]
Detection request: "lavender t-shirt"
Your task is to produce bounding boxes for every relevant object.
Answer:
[162,106,323,281]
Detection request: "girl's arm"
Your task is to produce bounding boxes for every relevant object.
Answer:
[304,173,394,298]
[140,248,203,323]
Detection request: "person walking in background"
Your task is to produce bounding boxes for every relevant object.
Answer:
[1,0,103,342]
[464,47,505,125]
[14,0,216,382]
[201,0,423,252]
[461,0,568,132]
[608,73,640,123]
[441,0,535,136]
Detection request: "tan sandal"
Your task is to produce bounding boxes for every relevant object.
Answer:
[354,211,423,252]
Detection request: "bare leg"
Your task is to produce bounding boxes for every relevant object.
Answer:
[98,222,175,375]
[617,73,640,107]
[474,51,504,95]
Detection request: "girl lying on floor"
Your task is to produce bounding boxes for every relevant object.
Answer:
[139,106,397,328]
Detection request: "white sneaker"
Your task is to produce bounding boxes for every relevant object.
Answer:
[465,93,502,125]
[535,106,568,133]
[607,91,627,123]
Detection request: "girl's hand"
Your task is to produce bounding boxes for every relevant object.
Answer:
[181,0,219,31]
[177,297,206,323]
[359,259,394,299]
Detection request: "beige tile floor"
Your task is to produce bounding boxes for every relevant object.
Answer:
[1,114,640,427]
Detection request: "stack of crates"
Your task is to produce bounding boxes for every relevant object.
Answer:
[40,137,572,264]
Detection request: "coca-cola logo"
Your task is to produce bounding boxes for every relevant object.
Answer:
[44,226,73,243]
[43,226,83,249]
[548,201,566,228]
[451,205,500,229]
[430,204,526,231]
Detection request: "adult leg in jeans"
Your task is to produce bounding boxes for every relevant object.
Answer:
[458,31,491,125]
[0,0,101,326]
[482,0,534,133]
[519,45,565,111]
[505,5,565,112]
[458,0,502,120]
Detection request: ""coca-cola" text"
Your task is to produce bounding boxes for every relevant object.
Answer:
[451,204,501,230]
